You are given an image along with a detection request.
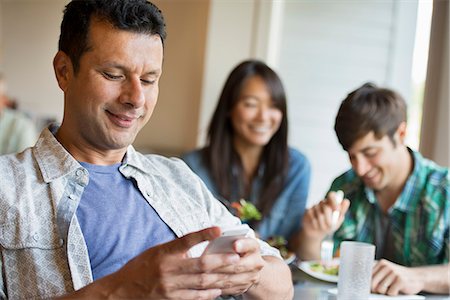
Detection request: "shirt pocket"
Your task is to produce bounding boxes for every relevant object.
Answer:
[0,221,72,300]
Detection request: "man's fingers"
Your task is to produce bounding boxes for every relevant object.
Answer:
[341,199,350,213]
[174,253,240,274]
[326,191,339,209]
[165,227,221,254]
[372,261,392,292]
[386,277,402,296]
[212,253,265,274]
[170,288,222,300]
[233,237,259,254]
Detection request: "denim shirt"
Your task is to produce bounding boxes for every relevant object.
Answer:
[182,147,311,240]
[0,126,280,300]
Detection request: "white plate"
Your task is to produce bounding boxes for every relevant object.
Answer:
[298,259,339,283]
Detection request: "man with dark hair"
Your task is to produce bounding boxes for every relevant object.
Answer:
[298,83,449,296]
[0,1,293,299]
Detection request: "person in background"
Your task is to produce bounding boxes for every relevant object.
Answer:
[182,60,311,253]
[298,83,449,296]
[0,1,293,299]
[0,74,38,154]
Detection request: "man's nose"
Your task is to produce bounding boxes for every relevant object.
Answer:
[353,157,371,176]
[121,78,145,108]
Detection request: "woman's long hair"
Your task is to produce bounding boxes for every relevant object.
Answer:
[202,59,289,217]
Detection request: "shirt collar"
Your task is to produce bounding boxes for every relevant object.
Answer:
[34,124,82,183]
[121,145,153,175]
[34,124,151,183]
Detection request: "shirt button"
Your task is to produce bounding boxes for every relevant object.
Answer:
[33,233,39,241]
[69,194,76,200]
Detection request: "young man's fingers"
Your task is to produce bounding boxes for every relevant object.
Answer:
[372,263,391,291]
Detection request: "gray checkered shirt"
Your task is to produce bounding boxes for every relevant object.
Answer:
[0,126,280,299]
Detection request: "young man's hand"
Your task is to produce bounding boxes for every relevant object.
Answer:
[372,259,424,296]
[301,191,350,239]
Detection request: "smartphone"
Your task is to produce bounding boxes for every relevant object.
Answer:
[202,225,251,255]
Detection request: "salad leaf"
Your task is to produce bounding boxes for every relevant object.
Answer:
[231,199,262,222]
[267,236,290,259]
[310,262,339,276]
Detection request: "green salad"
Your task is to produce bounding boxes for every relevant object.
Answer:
[231,199,262,222]
[309,262,339,276]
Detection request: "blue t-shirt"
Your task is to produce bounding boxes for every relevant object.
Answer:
[76,162,176,280]
[182,147,311,240]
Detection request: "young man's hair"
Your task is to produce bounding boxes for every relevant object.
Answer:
[334,82,407,151]
[59,0,166,73]
[203,59,289,218]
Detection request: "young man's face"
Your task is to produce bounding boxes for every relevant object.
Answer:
[347,129,405,192]
[55,18,163,154]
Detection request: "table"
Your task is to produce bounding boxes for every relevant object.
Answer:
[291,264,450,300]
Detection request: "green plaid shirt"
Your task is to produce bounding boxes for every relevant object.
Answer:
[331,149,449,267]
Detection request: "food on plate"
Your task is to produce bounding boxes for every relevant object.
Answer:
[231,199,262,222]
[309,261,339,276]
[267,235,294,261]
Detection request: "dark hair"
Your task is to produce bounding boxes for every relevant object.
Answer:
[59,0,166,73]
[203,59,289,217]
[334,82,407,151]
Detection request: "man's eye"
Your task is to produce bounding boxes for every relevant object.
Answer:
[141,79,156,85]
[365,151,378,158]
[103,72,122,80]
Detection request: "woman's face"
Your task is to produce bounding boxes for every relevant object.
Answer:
[230,75,283,149]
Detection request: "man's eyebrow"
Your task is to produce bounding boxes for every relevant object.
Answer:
[101,63,161,76]
[360,146,378,152]
[143,69,161,76]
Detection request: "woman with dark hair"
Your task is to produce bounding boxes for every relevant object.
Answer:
[182,59,311,251]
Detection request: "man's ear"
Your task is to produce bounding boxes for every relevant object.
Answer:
[53,51,73,92]
[395,121,407,145]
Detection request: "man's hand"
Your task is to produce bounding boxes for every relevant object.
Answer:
[295,191,350,260]
[301,191,350,240]
[204,236,266,296]
[65,227,259,300]
[371,259,424,296]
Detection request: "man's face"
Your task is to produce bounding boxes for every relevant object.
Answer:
[56,19,163,153]
[347,130,404,191]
